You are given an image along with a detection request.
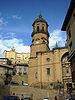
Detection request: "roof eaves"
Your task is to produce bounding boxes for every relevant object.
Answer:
[61,1,75,31]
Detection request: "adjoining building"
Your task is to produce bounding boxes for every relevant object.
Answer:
[0,58,13,85]
[28,14,72,88]
[61,0,75,82]
[3,47,30,65]
[3,47,30,85]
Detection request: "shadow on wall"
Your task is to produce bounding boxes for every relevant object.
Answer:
[0,76,11,100]
[0,85,10,99]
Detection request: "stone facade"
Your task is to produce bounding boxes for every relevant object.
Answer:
[0,58,13,85]
[61,0,75,82]
[3,48,30,75]
[3,47,30,65]
[28,14,72,88]
[3,48,30,85]
[0,85,59,100]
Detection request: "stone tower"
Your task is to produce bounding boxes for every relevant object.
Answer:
[28,14,69,88]
[30,14,50,57]
[28,14,50,86]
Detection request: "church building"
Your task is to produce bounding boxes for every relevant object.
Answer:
[28,14,71,88]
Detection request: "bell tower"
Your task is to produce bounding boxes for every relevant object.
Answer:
[30,14,50,57]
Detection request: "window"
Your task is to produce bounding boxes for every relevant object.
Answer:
[42,40,45,43]
[24,67,26,71]
[19,71,22,76]
[37,26,39,32]
[41,37,46,43]
[67,26,71,39]
[69,42,72,51]
[46,58,50,62]
[13,93,15,95]
[66,67,69,74]
[47,68,50,75]
[19,68,21,71]
[42,26,44,31]
[69,31,71,39]
[3,62,6,64]
[35,38,40,41]
[35,72,38,79]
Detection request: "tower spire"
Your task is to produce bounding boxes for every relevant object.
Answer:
[39,11,42,18]
[56,42,58,48]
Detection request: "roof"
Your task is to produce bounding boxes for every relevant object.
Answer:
[61,0,75,31]
[32,14,48,26]
[0,64,13,69]
[0,58,9,60]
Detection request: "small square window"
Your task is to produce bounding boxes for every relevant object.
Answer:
[66,67,69,74]
[46,58,50,62]
[19,68,21,71]
[24,68,26,71]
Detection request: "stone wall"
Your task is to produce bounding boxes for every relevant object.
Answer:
[0,85,59,100]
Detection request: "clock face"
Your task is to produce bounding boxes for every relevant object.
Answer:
[36,41,39,44]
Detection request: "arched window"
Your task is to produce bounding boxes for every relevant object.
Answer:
[42,26,44,31]
[35,38,40,41]
[37,26,39,32]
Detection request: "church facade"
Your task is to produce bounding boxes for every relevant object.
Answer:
[28,14,72,88]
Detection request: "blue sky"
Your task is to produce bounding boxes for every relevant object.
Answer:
[0,0,71,57]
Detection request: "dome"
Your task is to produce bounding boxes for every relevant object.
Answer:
[32,14,48,26]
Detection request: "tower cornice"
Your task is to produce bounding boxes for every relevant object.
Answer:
[31,31,49,37]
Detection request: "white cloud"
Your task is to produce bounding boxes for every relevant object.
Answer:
[0,32,16,40]
[0,28,66,57]
[49,29,66,49]
[0,38,30,57]
[12,15,22,20]
[0,17,8,27]
[6,32,16,39]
